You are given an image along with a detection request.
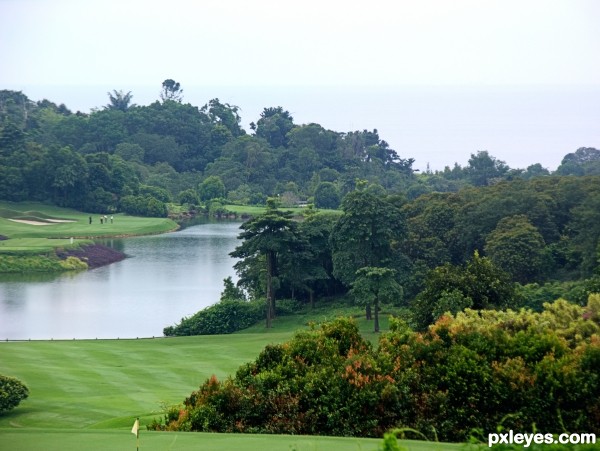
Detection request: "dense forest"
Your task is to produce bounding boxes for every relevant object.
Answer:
[2,83,599,216]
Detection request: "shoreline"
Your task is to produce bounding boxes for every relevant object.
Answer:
[0,220,180,273]
[55,243,127,269]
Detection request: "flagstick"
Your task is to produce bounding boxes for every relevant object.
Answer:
[132,417,140,451]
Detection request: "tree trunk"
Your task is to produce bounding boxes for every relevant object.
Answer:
[373,298,380,333]
[309,289,315,309]
[366,304,372,320]
[265,251,274,328]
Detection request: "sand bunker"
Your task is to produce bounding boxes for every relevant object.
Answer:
[8,218,75,226]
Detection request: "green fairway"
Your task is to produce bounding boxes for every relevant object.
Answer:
[0,324,462,450]
[0,201,177,253]
[0,334,292,430]
[224,204,341,217]
[239,305,395,345]
[0,429,459,451]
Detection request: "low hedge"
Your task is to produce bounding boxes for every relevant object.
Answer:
[164,299,264,336]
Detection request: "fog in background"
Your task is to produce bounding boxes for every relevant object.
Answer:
[2,0,599,171]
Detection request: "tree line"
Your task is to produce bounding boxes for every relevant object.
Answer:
[2,84,599,218]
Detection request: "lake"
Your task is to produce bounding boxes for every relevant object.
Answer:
[0,221,242,340]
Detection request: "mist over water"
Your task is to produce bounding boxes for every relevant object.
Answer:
[14,84,600,172]
[0,221,241,340]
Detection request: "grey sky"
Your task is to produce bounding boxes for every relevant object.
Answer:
[1,0,599,170]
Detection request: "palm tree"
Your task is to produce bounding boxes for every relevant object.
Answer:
[105,90,135,112]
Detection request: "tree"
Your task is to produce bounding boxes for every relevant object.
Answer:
[220,276,246,301]
[556,147,600,176]
[199,175,226,201]
[114,142,144,162]
[42,146,89,206]
[313,181,340,209]
[254,106,295,148]
[466,150,509,186]
[351,267,402,332]
[484,215,547,283]
[521,163,550,180]
[412,251,519,330]
[178,188,200,207]
[330,187,405,287]
[105,90,135,112]
[159,79,184,102]
[0,121,26,155]
[279,210,336,306]
[201,98,244,137]
[230,199,302,328]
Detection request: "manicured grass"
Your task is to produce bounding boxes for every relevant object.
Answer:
[0,334,291,430]
[239,304,395,345]
[0,201,178,253]
[224,204,341,217]
[0,320,461,450]
[0,307,394,431]
[0,238,90,253]
[0,429,463,451]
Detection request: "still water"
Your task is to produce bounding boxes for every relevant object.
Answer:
[0,221,242,340]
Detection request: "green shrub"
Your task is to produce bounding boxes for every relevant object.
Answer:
[59,256,88,271]
[518,280,593,310]
[0,255,64,272]
[167,318,394,436]
[0,374,29,413]
[165,297,600,441]
[379,296,600,441]
[163,299,263,336]
[120,195,168,217]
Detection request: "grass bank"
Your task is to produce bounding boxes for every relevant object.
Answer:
[0,201,177,243]
[0,201,178,271]
[224,203,341,217]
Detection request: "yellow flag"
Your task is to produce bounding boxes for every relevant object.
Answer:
[131,418,139,437]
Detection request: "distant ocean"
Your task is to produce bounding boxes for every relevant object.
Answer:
[11,84,600,172]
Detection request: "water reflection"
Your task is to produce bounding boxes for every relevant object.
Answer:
[0,221,242,340]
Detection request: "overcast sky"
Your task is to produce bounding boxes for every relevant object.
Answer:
[1,0,599,170]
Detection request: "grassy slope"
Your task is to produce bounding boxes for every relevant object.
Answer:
[0,201,178,253]
[0,334,290,430]
[0,314,460,451]
[224,204,341,217]
[0,429,386,451]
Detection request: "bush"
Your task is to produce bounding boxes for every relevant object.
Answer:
[518,280,591,310]
[412,252,519,330]
[0,374,29,413]
[0,255,64,273]
[164,297,600,441]
[164,299,263,336]
[59,256,88,271]
[120,195,168,217]
[170,318,387,436]
[379,296,600,441]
